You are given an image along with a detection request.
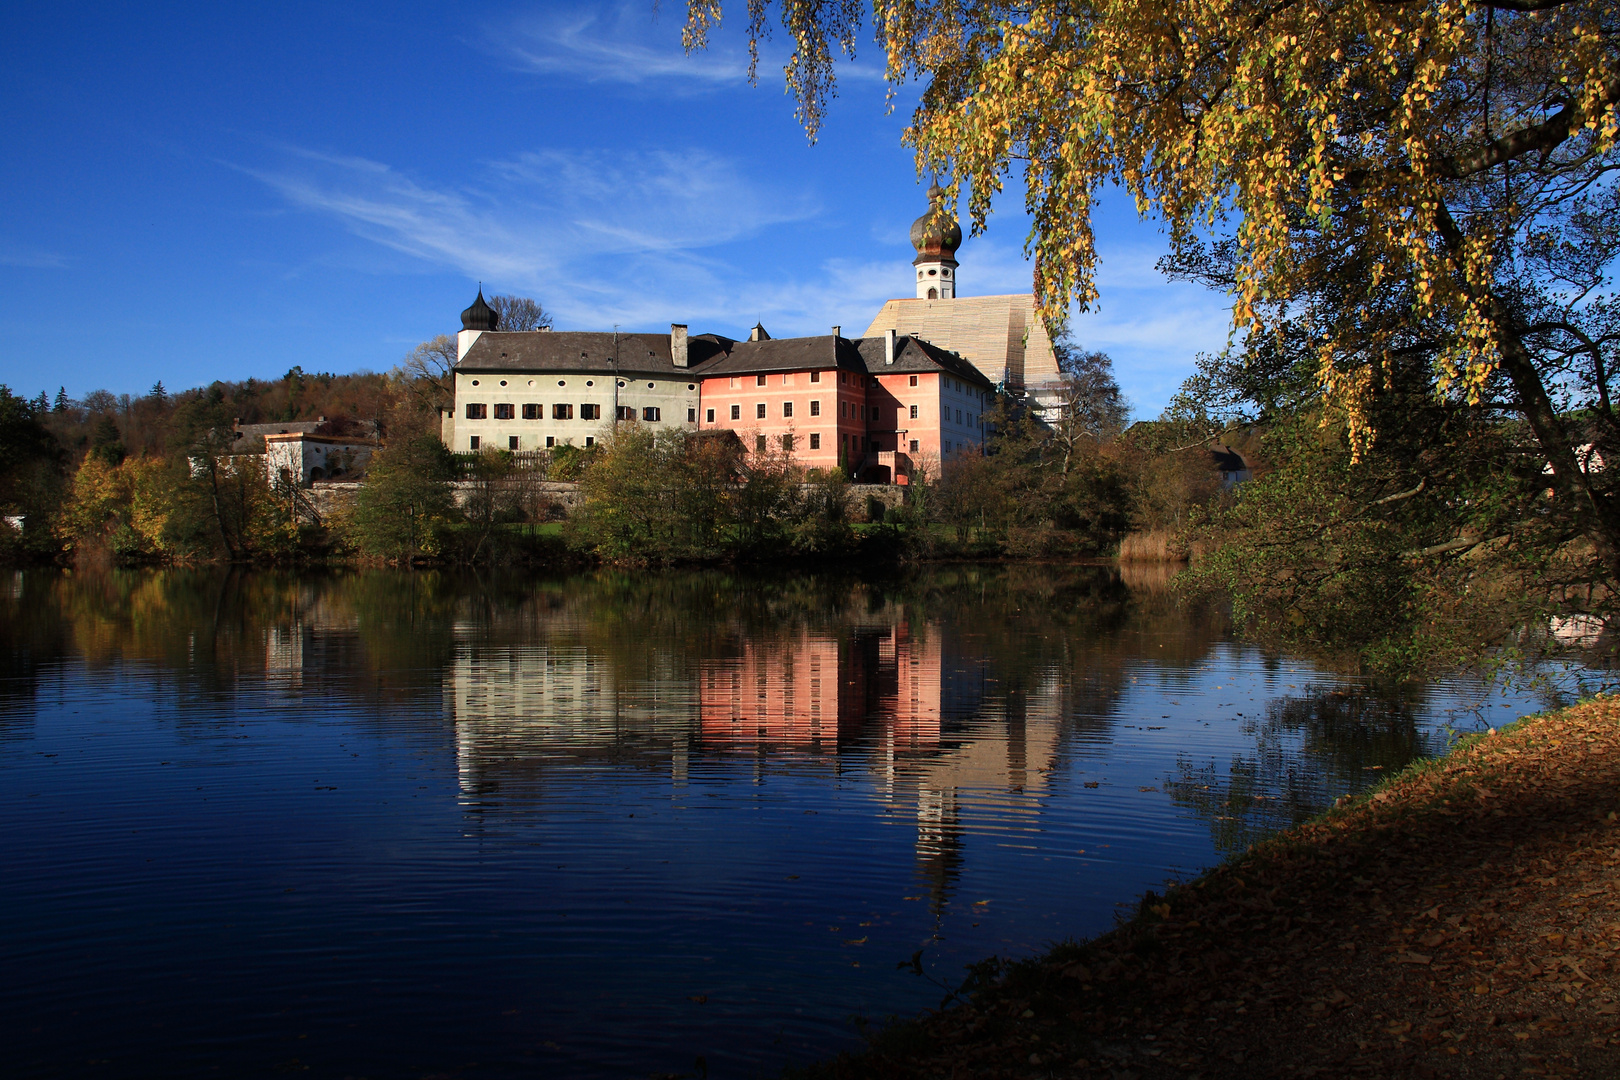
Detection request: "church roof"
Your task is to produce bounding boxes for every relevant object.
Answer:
[909,183,962,262]
[456,331,732,376]
[862,294,1061,390]
[460,289,499,332]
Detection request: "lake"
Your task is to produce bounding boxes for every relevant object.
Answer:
[0,565,1558,1078]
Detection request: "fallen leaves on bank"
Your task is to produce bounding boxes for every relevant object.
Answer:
[793,699,1620,1079]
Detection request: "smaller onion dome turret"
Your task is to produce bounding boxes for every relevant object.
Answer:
[461,289,499,332]
[909,183,962,263]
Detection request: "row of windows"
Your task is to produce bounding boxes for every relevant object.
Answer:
[468,378,696,391]
[468,435,603,451]
[466,403,682,423]
[733,371,826,387]
[695,400,980,427]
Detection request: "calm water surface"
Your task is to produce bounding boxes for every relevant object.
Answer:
[0,566,1556,1078]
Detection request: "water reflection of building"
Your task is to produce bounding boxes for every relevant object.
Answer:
[694,619,1064,902]
[448,628,702,802]
[698,622,946,752]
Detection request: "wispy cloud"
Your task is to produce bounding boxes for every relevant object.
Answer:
[239,140,826,325]
[0,239,71,269]
[486,4,746,87]
[483,2,890,91]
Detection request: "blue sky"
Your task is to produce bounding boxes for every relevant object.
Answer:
[0,2,1233,418]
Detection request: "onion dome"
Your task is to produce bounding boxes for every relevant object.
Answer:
[461,288,499,331]
[909,183,962,262]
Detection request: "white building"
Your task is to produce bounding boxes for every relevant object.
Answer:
[441,293,730,453]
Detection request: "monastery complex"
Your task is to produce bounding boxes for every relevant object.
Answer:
[441,186,1063,483]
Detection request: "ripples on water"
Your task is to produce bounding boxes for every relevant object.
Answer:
[0,566,1560,1078]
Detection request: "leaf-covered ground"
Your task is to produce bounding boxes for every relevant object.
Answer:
[796,699,1620,1079]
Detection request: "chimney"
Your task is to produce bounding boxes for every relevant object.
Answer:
[671,323,689,368]
[885,328,896,365]
[749,322,768,342]
[831,325,841,338]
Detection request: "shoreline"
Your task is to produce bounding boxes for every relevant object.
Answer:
[791,700,1620,1079]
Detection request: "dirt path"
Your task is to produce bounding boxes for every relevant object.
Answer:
[795,699,1620,1079]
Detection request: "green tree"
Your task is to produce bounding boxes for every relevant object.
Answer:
[89,415,125,467]
[349,435,457,561]
[0,385,66,558]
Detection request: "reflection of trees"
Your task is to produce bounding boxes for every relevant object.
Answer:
[1167,688,1440,854]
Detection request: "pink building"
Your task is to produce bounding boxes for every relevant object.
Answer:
[695,326,995,483]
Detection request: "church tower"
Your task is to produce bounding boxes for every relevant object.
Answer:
[910,183,962,299]
[458,288,499,361]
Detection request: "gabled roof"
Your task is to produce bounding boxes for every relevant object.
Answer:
[456,331,732,376]
[855,336,998,391]
[697,335,867,377]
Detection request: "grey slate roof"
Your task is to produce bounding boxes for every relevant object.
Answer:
[854,336,998,391]
[697,335,867,377]
[456,331,732,376]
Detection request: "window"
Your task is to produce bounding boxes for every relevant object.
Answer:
[810,433,821,450]
[781,434,794,452]
[782,401,793,418]
[909,404,919,420]
[909,439,919,453]
[580,404,601,420]
[494,403,514,420]
[839,401,846,418]
[945,441,952,453]
[687,408,696,423]
[553,404,573,420]
[730,404,741,421]
[957,409,963,424]
[522,403,541,420]
[469,435,480,449]
[508,436,520,450]
[756,374,767,387]
[810,371,821,383]
[465,403,487,419]
[616,406,635,421]
[927,287,937,299]
[642,407,661,422]
[869,438,879,452]
[755,434,767,452]
[839,372,847,384]
[809,399,820,417]
[706,408,715,423]
[647,383,655,389]
[546,436,555,448]
[756,403,766,419]
[585,436,595,447]
[909,375,918,387]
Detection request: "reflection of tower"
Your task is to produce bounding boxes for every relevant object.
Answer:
[915,786,963,915]
[910,184,962,300]
[265,623,305,689]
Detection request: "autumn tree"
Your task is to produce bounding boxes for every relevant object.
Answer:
[684,0,1620,572]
